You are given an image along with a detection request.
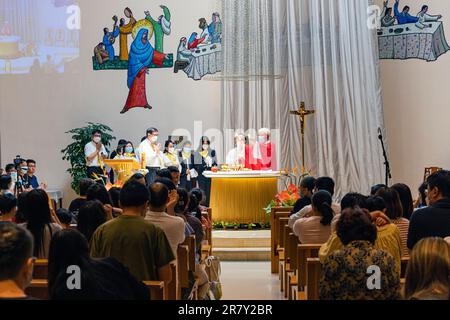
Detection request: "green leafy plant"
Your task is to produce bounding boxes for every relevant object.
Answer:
[61,123,115,193]
[212,221,270,230]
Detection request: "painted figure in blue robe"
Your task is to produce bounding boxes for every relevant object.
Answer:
[103,24,120,60]
[208,12,222,44]
[121,28,166,114]
[394,0,419,25]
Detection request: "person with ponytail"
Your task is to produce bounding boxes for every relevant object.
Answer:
[292,190,334,244]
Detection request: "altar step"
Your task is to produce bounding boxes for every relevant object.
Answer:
[212,230,271,261]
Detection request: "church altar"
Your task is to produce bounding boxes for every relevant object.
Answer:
[203,170,281,224]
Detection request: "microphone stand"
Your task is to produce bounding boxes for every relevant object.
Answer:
[378,128,391,186]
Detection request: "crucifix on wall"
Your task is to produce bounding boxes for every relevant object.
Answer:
[290,102,315,173]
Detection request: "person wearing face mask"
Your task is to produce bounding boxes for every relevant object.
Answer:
[85,130,109,181]
[194,136,217,207]
[138,128,164,186]
[0,223,35,300]
[114,141,137,161]
[163,140,181,171]
[256,128,277,171]
[179,141,196,191]
[226,131,246,166]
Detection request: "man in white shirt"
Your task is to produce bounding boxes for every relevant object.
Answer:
[289,177,341,229]
[138,128,164,185]
[145,182,185,258]
[84,129,108,181]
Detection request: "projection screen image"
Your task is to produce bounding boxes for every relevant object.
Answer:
[0,0,80,74]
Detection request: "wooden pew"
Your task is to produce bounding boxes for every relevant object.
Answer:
[306,258,322,300]
[270,207,293,273]
[33,259,48,279]
[183,235,196,272]
[277,217,290,292]
[26,279,49,300]
[284,232,299,299]
[143,281,166,300]
[167,262,177,300]
[177,244,189,299]
[294,244,321,300]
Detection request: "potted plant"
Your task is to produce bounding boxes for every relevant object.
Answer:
[61,123,115,193]
[264,167,310,215]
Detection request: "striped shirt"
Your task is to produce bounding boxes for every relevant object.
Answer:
[393,218,410,258]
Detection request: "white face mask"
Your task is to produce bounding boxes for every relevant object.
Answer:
[183,147,192,154]
[169,147,175,154]
[21,167,28,174]
[10,172,18,183]
[151,136,158,143]
[93,137,101,144]
[258,136,266,143]
[202,144,209,151]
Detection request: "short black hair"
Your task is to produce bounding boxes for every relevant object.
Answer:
[0,194,17,214]
[56,208,73,225]
[0,175,12,190]
[86,183,112,205]
[403,5,410,11]
[5,164,15,173]
[315,177,335,196]
[77,201,106,242]
[427,170,450,199]
[191,188,204,203]
[91,129,102,136]
[146,127,158,136]
[149,183,169,208]
[168,166,180,174]
[175,188,189,214]
[26,159,36,166]
[156,168,172,180]
[120,180,150,208]
[129,173,146,182]
[108,187,121,208]
[336,208,377,245]
[154,178,176,192]
[340,193,368,211]
[79,178,95,197]
[365,196,386,213]
[0,223,33,281]
[300,176,316,191]
[371,184,387,196]
[421,5,428,11]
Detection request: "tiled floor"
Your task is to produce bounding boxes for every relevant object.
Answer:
[220,261,285,300]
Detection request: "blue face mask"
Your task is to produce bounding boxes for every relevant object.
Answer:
[125,147,133,154]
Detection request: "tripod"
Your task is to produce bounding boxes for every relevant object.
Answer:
[378,128,392,186]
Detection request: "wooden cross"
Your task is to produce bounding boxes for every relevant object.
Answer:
[290,102,315,172]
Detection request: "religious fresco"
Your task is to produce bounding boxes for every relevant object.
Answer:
[174,12,223,80]
[377,0,450,62]
[92,6,174,114]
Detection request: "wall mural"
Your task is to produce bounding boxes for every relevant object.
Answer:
[174,12,222,80]
[378,0,450,61]
[93,6,173,114]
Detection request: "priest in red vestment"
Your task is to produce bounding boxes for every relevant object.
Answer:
[255,128,277,171]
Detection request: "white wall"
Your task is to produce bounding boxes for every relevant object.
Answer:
[0,0,222,205]
[375,0,450,192]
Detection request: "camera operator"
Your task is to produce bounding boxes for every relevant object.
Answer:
[24,159,47,190]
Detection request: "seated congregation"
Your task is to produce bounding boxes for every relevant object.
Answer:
[273,170,450,300]
[0,170,215,300]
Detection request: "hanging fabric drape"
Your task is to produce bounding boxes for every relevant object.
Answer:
[221,0,386,198]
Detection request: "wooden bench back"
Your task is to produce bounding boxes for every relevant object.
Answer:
[143,281,165,300]
[306,258,322,300]
[297,244,321,289]
[270,207,292,273]
[177,245,189,289]
[33,259,49,279]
